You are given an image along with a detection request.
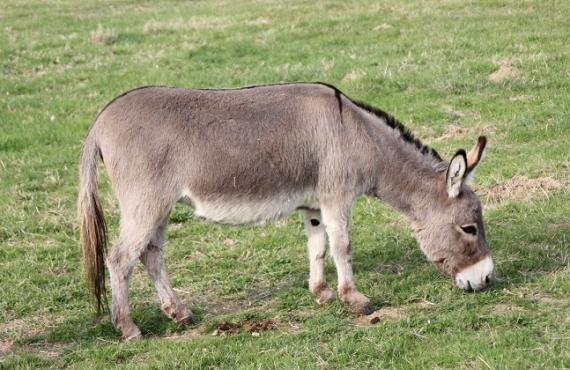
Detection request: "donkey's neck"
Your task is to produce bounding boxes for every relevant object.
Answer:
[354,103,446,222]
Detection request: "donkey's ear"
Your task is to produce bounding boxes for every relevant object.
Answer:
[465,136,487,184]
[467,136,487,171]
[446,149,467,198]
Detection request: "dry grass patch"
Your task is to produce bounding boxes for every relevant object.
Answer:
[143,16,233,34]
[481,175,565,207]
[143,19,171,35]
[90,24,118,45]
[342,69,367,82]
[373,23,393,31]
[244,16,272,26]
[492,304,525,314]
[489,59,520,82]
[0,313,67,358]
[1,316,50,340]
[535,295,567,307]
[432,123,499,142]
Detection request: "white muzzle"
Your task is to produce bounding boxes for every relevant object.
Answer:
[455,255,494,291]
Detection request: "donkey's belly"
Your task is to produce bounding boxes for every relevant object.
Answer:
[180,189,319,225]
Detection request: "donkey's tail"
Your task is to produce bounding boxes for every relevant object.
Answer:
[78,133,108,315]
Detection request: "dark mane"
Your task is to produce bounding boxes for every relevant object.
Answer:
[315,82,442,162]
[351,100,442,161]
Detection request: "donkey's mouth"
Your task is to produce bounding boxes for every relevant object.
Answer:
[454,255,494,291]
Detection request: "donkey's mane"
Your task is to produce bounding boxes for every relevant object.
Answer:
[350,99,442,162]
[315,82,442,162]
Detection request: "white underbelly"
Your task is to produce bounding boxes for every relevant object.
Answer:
[180,189,319,225]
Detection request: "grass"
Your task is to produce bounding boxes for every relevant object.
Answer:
[1,0,569,368]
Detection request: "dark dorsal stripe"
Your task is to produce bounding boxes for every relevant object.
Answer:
[313,83,441,162]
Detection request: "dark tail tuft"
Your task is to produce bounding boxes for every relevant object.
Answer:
[78,135,108,314]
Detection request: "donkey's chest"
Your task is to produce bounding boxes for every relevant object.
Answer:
[180,190,319,225]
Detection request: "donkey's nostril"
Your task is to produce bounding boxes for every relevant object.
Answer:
[454,256,494,291]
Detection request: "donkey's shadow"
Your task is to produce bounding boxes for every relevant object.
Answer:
[44,273,303,343]
[43,306,195,343]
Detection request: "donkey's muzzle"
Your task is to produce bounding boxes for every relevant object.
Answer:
[455,255,494,291]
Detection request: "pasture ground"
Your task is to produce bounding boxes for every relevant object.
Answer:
[1,0,569,368]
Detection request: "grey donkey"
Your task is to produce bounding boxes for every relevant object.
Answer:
[78,82,493,340]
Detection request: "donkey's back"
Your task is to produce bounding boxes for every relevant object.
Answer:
[89,84,355,226]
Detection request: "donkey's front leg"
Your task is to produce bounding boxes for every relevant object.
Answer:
[320,199,375,315]
[303,210,335,304]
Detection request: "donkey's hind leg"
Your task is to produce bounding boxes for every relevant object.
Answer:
[107,233,150,340]
[140,220,192,325]
[107,205,170,340]
[303,209,335,304]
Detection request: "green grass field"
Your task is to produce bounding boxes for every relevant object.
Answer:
[1,0,569,368]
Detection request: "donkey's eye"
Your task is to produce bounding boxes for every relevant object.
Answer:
[460,224,477,235]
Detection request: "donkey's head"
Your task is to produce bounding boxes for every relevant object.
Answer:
[414,136,493,291]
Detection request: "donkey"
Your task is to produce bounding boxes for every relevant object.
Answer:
[78,82,493,340]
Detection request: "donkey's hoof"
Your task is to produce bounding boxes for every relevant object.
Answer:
[342,291,375,315]
[122,327,142,341]
[316,287,336,305]
[175,314,193,326]
[164,304,193,325]
[352,301,376,316]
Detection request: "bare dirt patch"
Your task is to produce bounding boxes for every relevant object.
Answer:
[0,340,14,357]
[492,304,525,313]
[211,318,277,336]
[489,59,520,82]
[163,327,203,341]
[353,300,435,326]
[481,175,565,207]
